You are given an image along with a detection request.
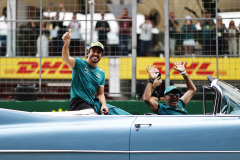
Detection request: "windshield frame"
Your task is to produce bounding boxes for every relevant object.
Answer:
[217,80,240,115]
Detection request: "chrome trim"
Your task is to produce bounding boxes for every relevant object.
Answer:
[210,79,224,115]
[211,79,222,95]
[0,150,240,153]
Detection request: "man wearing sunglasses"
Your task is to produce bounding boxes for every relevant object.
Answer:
[143,61,197,115]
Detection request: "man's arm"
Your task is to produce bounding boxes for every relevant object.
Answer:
[143,81,160,113]
[150,96,159,101]
[97,86,109,114]
[173,61,197,105]
[95,21,100,31]
[150,96,165,101]
[171,20,178,28]
[142,90,164,102]
[180,74,197,104]
[62,29,75,68]
[143,65,162,113]
[117,15,123,20]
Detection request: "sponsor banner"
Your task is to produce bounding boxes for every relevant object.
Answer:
[137,57,239,80]
[0,57,239,80]
[137,57,240,80]
[0,58,109,80]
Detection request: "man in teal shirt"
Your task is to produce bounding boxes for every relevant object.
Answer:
[200,11,215,55]
[158,86,188,115]
[143,61,197,115]
[62,29,109,114]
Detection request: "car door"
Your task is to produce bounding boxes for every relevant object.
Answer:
[130,115,240,160]
[0,113,136,160]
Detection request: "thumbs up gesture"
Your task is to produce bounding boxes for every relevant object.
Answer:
[62,29,71,44]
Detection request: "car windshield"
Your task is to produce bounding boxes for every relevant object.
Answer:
[218,80,240,114]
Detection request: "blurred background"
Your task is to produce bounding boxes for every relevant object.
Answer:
[0,0,240,103]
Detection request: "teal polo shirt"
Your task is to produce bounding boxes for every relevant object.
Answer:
[202,21,213,39]
[181,24,196,40]
[157,99,187,115]
[70,58,105,106]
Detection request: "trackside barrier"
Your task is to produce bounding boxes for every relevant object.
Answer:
[0,101,213,115]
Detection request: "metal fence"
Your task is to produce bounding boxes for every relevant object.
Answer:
[0,0,240,101]
[166,0,240,97]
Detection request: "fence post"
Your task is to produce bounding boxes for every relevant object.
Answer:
[215,0,219,79]
[6,0,16,57]
[164,0,170,87]
[89,0,95,43]
[131,0,137,100]
[39,0,43,93]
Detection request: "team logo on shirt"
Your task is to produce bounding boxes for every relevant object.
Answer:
[85,66,101,78]
[84,66,91,74]
[96,73,101,78]
[177,107,184,111]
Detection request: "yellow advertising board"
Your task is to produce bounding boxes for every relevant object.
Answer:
[0,57,240,80]
[124,57,240,80]
[0,57,110,80]
[137,57,240,80]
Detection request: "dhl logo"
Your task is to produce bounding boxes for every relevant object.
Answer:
[1,57,238,80]
[153,62,215,75]
[138,62,218,76]
[14,61,72,74]
[1,58,109,79]
[13,61,218,76]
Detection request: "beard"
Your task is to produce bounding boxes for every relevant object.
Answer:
[90,55,100,63]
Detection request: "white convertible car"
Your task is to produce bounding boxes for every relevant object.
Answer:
[0,75,240,160]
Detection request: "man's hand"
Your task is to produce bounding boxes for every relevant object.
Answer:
[100,105,109,115]
[146,65,159,79]
[153,77,162,89]
[62,29,71,44]
[173,61,186,73]
[174,61,197,105]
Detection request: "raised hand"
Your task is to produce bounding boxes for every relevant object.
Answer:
[62,29,71,44]
[153,77,162,89]
[146,64,159,79]
[173,61,186,73]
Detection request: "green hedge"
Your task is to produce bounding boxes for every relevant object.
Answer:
[0,100,213,115]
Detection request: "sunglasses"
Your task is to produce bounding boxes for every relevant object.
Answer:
[167,93,181,97]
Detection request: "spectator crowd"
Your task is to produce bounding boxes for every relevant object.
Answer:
[0,5,240,57]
